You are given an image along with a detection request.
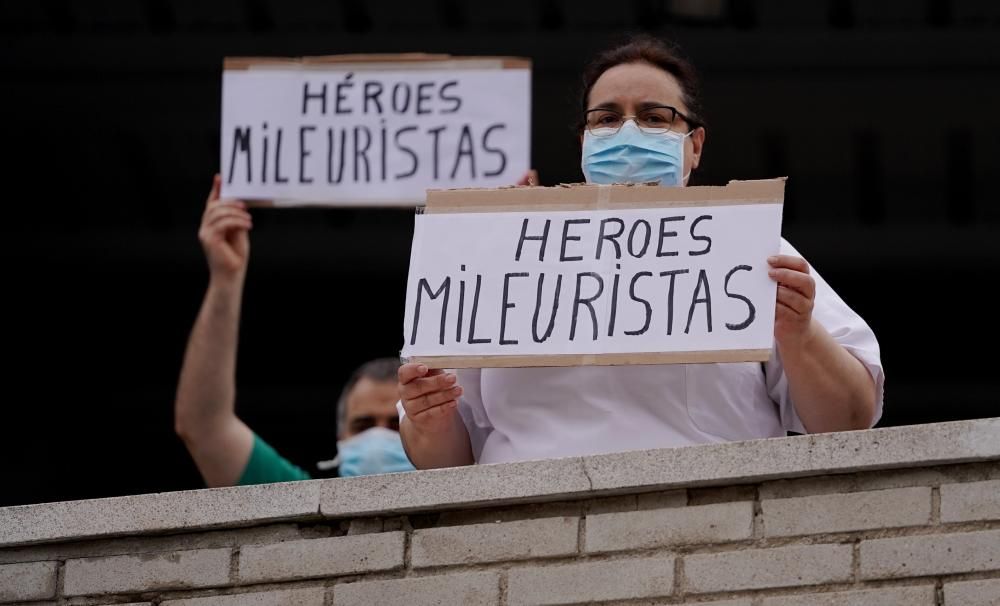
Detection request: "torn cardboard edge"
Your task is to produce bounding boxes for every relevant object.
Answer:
[245,198,419,209]
[408,349,773,369]
[224,54,531,71]
[244,177,785,214]
[424,178,786,214]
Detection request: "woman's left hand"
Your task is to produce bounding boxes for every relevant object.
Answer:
[768,255,818,348]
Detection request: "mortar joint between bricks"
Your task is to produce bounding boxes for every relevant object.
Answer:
[230,546,241,584]
[403,526,413,571]
[752,485,765,540]
[931,486,942,524]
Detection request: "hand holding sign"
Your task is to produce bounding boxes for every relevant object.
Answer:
[768,254,818,349]
[397,363,476,470]
[200,174,252,282]
[402,179,786,368]
[220,55,532,207]
[398,363,463,427]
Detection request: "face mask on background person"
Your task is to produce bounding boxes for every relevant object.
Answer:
[331,427,416,478]
[582,119,692,187]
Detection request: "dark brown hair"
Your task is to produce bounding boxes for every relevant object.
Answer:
[336,357,401,436]
[578,34,705,133]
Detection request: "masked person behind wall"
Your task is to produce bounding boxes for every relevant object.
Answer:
[397,35,885,468]
[173,176,414,485]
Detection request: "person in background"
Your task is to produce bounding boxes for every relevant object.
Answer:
[174,176,413,486]
[397,35,884,468]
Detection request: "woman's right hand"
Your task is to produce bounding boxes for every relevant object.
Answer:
[398,363,464,434]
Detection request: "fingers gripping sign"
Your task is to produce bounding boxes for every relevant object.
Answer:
[398,363,463,431]
[200,174,252,279]
[768,254,818,347]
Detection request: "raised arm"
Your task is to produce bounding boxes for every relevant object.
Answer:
[175,175,255,487]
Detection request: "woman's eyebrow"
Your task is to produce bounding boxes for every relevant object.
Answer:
[636,100,674,110]
[587,101,623,112]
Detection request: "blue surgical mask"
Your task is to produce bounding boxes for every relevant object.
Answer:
[333,427,416,478]
[582,120,691,187]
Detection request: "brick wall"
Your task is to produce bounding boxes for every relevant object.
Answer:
[2,418,998,605]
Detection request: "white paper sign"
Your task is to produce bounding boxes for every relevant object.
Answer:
[402,199,783,366]
[220,63,531,206]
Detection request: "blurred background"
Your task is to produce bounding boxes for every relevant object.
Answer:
[3,0,999,506]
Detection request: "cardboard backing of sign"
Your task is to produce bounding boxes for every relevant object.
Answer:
[225,53,531,71]
[222,53,531,208]
[408,178,785,369]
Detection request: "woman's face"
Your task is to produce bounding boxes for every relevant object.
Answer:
[586,61,705,184]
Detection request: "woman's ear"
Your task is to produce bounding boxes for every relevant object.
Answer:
[689,127,706,171]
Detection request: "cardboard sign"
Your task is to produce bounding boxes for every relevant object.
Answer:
[220,54,531,207]
[402,179,785,368]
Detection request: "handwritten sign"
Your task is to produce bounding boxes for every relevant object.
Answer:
[402,179,785,368]
[220,55,531,206]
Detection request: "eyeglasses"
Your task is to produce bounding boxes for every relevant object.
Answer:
[584,105,701,137]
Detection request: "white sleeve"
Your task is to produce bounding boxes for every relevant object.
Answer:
[765,239,885,433]
[395,368,494,463]
[455,368,493,462]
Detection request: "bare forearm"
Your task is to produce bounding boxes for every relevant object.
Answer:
[400,414,475,469]
[175,275,245,437]
[779,320,877,433]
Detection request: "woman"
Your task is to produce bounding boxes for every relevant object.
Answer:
[398,35,883,468]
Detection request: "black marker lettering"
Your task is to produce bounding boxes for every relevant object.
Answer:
[724,264,756,330]
[689,215,713,256]
[409,277,451,346]
[500,272,528,345]
[439,80,461,113]
[427,125,446,180]
[570,272,604,341]
[560,219,590,262]
[261,122,269,184]
[363,81,384,114]
[379,120,387,182]
[467,274,492,344]
[515,218,551,262]
[299,126,315,184]
[333,129,347,183]
[625,271,654,336]
[302,81,327,115]
[685,269,713,334]
[391,82,411,114]
[416,81,434,115]
[227,126,251,185]
[532,273,562,343]
[596,218,625,260]
[353,126,371,183]
[628,219,652,258]
[482,124,507,177]
[656,216,683,257]
[394,126,418,179]
[456,269,466,343]
[335,73,354,115]
[274,128,288,183]
[659,269,689,335]
[608,265,622,336]
[450,125,476,179]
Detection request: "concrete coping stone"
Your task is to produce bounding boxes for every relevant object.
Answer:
[1,418,996,547]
